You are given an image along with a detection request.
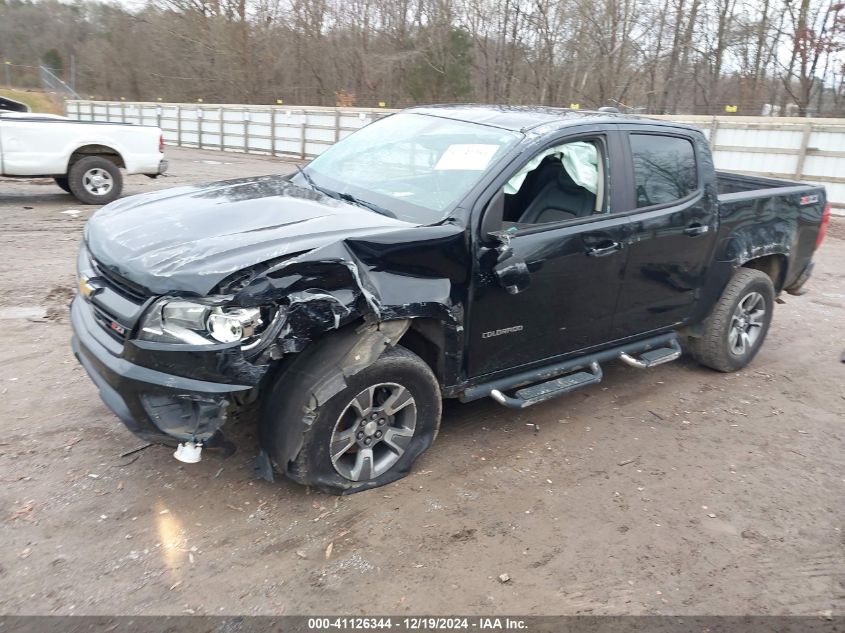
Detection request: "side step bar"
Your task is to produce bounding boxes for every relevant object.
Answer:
[619,339,682,369]
[491,362,602,409]
[463,332,683,409]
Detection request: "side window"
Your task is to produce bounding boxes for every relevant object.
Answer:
[501,139,606,227]
[630,134,698,208]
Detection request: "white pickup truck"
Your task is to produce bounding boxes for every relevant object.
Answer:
[0,111,167,204]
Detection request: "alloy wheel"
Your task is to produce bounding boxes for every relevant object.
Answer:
[728,291,766,356]
[330,383,417,481]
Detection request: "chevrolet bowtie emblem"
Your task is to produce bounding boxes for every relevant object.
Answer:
[78,276,98,299]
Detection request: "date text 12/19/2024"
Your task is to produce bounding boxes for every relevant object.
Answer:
[307,618,528,630]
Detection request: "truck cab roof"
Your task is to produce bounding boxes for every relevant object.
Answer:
[405,104,697,134]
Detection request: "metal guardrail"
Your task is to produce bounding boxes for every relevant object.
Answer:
[65,101,845,213]
[65,100,390,160]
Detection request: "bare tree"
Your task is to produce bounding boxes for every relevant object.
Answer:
[2,0,844,115]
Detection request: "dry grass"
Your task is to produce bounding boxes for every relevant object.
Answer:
[0,88,65,114]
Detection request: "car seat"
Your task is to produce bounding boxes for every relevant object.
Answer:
[515,156,597,224]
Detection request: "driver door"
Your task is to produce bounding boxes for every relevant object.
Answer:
[467,127,633,378]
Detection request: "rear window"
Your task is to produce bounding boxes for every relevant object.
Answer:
[630,134,698,208]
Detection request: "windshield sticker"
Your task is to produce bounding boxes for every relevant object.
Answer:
[434,144,500,171]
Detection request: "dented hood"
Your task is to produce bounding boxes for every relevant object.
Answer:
[85,175,416,295]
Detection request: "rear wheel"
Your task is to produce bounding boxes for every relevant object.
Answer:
[54,176,71,193]
[689,268,774,372]
[68,156,123,205]
[266,346,441,495]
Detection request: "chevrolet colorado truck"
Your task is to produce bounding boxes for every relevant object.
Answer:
[0,111,167,204]
[71,105,830,494]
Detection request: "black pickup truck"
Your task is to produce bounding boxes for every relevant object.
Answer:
[71,105,831,494]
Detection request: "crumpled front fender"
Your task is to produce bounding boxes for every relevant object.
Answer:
[232,225,466,357]
[257,319,411,486]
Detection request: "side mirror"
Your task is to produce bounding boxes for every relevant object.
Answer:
[481,189,529,293]
[493,258,530,295]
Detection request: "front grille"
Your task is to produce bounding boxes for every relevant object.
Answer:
[91,304,130,342]
[84,255,150,341]
[92,260,149,302]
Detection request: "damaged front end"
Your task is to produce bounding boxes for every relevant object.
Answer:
[70,218,467,464]
[71,246,264,447]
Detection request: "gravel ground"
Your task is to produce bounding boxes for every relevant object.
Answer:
[0,147,843,616]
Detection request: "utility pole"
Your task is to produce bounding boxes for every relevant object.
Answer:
[4,61,11,88]
[70,54,76,91]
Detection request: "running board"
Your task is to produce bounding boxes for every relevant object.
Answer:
[491,362,603,409]
[619,339,682,369]
[463,332,683,409]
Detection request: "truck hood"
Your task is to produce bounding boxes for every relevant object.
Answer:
[85,175,416,296]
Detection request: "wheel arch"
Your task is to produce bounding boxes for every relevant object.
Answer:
[67,144,126,172]
[397,317,450,387]
[739,253,788,293]
[256,314,452,423]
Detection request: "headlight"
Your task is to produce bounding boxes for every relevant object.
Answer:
[207,308,262,343]
[138,297,279,348]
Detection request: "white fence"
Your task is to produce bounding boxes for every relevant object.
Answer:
[66,101,845,214]
[65,100,389,160]
[651,114,845,213]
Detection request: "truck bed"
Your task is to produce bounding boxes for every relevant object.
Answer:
[714,170,826,294]
[716,171,821,198]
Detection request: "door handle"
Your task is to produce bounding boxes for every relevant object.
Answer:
[585,241,622,257]
[684,223,710,237]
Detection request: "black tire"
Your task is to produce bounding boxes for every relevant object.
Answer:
[54,176,72,193]
[689,268,775,372]
[265,346,441,495]
[68,156,123,205]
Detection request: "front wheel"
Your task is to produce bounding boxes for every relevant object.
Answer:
[689,268,775,372]
[268,346,441,494]
[68,156,123,205]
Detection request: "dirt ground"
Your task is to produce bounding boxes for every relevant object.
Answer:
[0,147,843,617]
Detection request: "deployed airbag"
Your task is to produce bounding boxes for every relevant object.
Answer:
[505,141,598,195]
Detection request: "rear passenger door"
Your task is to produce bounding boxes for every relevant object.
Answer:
[611,127,719,339]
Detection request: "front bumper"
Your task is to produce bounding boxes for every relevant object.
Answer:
[70,294,252,444]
